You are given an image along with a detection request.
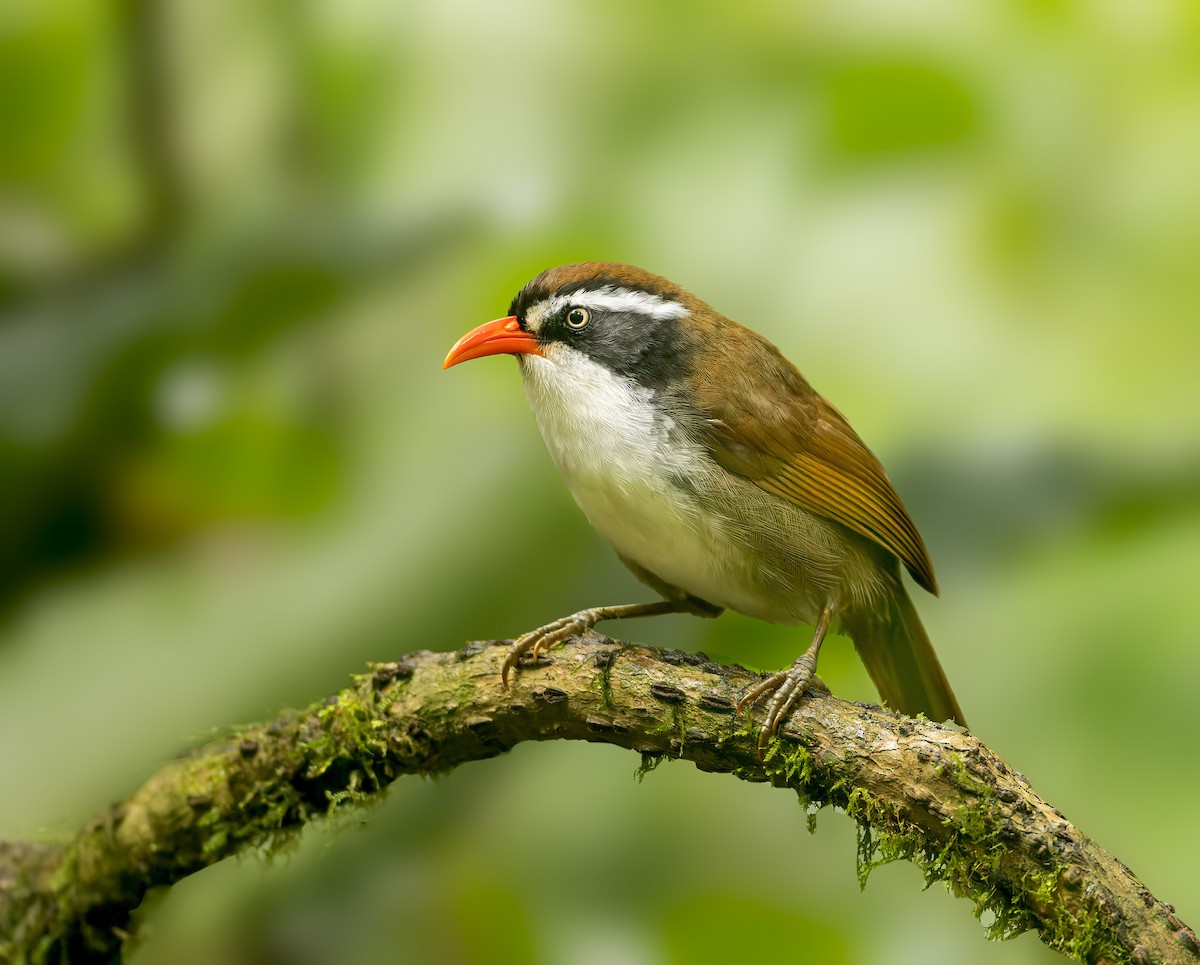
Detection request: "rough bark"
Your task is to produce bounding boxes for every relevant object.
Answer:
[0,635,1195,964]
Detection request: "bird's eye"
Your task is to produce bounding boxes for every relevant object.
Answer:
[565,307,590,330]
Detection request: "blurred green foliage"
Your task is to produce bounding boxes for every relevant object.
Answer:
[824,57,980,159]
[1,0,1197,963]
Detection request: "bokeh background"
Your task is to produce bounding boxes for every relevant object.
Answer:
[2,1,1198,962]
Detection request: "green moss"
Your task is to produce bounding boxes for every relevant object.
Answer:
[310,689,389,786]
[1015,864,1126,962]
[162,683,400,879]
[763,739,817,789]
[752,736,1132,960]
[635,752,666,782]
[758,731,845,811]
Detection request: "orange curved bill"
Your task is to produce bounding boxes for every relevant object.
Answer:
[442,316,542,369]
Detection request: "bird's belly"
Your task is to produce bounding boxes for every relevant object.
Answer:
[563,470,815,625]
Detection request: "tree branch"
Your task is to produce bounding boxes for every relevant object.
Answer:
[1,635,1195,964]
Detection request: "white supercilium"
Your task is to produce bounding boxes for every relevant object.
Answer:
[538,286,688,323]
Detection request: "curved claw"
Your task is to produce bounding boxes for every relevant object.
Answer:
[497,599,696,690]
[736,670,788,717]
[500,613,593,688]
[737,661,828,755]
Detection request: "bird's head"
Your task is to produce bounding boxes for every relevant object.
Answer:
[443,263,704,392]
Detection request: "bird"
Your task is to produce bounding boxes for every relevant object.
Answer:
[443,262,965,743]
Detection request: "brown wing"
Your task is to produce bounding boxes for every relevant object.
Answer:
[693,326,938,595]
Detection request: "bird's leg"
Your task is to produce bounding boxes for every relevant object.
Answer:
[737,602,835,751]
[501,598,718,687]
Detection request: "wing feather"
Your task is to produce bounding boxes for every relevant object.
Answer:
[693,328,937,594]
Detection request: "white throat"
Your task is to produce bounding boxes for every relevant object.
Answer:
[520,346,687,480]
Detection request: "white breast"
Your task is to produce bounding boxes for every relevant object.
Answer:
[519,346,807,620]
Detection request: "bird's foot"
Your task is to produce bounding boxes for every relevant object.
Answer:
[499,599,705,687]
[736,653,829,754]
[500,608,606,687]
[737,603,835,754]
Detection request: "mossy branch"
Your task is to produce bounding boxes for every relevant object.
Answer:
[1,635,1195,964]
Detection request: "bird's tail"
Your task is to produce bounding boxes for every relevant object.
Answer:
[842,585,967,728]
